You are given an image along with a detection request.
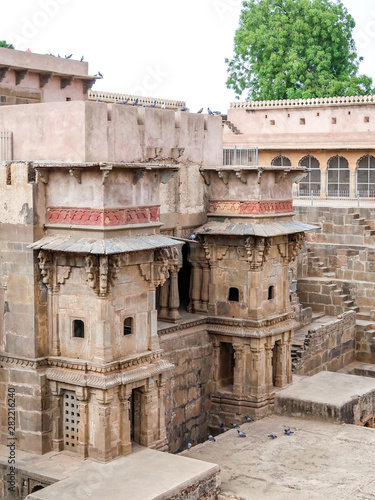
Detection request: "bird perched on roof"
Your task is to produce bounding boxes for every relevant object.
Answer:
[161,102,166,109]
[208,434,216,442]
[132,98,139,106]
[268,434,277,439]
[213,111,221,115]
[139,104,146,108]
[65,54,73,59]
[80,56,84,61]
[245,416,254,422]
[150,100,157,108]
[197,108,203,114]
[230,423,239,428]
[188,233,198,241]
[237,429,246,437]
[122,98,129,104]
[284,428,294,435]
[114,100,118,104]
[187,442,192,449]
[220,422,225,428]
[207,107,214,115]
[96,99,101,102]
[180,106,188,112]
[98,71,103,78]
[203,227,212,232]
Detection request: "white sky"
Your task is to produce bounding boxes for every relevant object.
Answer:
[1,0,375,112]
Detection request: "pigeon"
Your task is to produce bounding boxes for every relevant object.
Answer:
[188,233,198,241]
[132,98,139,106]
[197,108,203,114]
[150,100,157,108]
[203,227,212,232]
[122,98,129,104]
[188,442,192,449]
[7,44,13,49]
[114,100,118,104]
[207,107,214,115]
[230,423,239,428]
[80,56,84,61]
[98,71,103,78]
[96,99,101,102]
[245,416,254,422]
[161,102,166,109]
[220,422,225,428]
[268,434,277,439]
[284,428,294,435]
[208,434,216,442]
[213,111,221,115]
[139,104,146,108]
[65,54,73,59]
[237,429,246,437]
[180,107,188,112]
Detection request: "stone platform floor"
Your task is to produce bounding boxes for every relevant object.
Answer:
[0,445,219,500]
[181,414,375,500]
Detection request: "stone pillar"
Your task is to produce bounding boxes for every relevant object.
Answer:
[191,265,202,312]
[286,331,293,385]
[158,279,170,320]
[350,169,357,198]
[119,387,132,456]
[274,342,288,387]
[201,264,210,312]
[265,345,273,394]
[250,348,262,396]
[156,376,168,449]
[140,384,158,447]
[233,343,244,395]
[51,392,63,452]
[168,266,181,321]
[249,270,262,319]
[51,293,61,356]
[320,168,327,198]
[212,339,220,391]
[77,400,89,459]
[95,390,113,462]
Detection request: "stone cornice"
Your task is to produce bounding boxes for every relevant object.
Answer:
[88,90,185,109]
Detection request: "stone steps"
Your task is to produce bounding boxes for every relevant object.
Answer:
[223,120,242,135]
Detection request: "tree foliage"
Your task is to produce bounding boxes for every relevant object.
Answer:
[0,41,14,49]
[226,0,374,100]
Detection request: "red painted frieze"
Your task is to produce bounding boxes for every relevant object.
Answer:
[47,206,160,226]
[208,200,293,215]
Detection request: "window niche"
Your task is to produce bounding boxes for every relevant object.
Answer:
[123,317,133,336]
[73,319,84,338]
[268,286,275,300]
[228,287,239,302]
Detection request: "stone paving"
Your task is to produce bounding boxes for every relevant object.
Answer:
[181,414,375,500]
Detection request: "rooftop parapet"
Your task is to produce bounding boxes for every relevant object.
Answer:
[230,95,375,110]
[89,90,185,110]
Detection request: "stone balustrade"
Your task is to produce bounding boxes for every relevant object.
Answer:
[89,90,185,108]
[230,95,375,110]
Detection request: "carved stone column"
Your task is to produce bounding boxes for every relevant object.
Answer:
[140,386,158,447]
[274,342,288,387]
[250,348,262,396]
[51,392,63,452]
[320,168,327,198]
[201,264,210,312]
[191,265,202,312]
[51,293,61,356]
[168,266,181,321]
[77,397,89,459]
[158,278,170,320]
[265,345,273,394]
[212,338,221,391]
[156,376,168,448]
[119,387,132,456]
[350,169,357,198]
[233,343,244,395]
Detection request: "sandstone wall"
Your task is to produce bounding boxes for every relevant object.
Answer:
[159,323,213,453]
[293,311,356,376]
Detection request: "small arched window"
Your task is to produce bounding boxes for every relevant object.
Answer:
[327,156,349,197]
[73,320,84,338]
[228,287,239,302]
[124,317,133,336]
[271,155,291,167]
[268,286,275,300]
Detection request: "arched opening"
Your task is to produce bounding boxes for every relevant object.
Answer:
[271,155,291,167]
[228,287,239,302]
[73,319,84,338]
[327,156,350,197]
[218,342,235,389]
[298,155,321,195]
[272,341,281,387]
[357,155,375,198]
[31,485,45,493]
[268,286,275,300]
[123,317,133,336]
[130,388,142,444]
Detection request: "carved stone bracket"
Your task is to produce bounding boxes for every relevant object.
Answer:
[37,251,71,292]
[60,76,74,89]
[275,171,288,184]
[245,237,271,269]
[291,172,308,184]
[235,170,247,184]
[84,254,122,296]
[0,67,9,82]
[200,171,210,186]
[133,169,146,185]
[288,233,305,262]
[83,79,96,94]
[69,168,82,184]
[139,246,182,289]
[37,169,49,184]
[15,70,28,86]
[257,168,264,185]
[39,73,52,88]
[217,170,229,185]
[101,166,112,185]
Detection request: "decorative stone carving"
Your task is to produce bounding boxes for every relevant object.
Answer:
[84,254,122,296]
[244,237,271,269]
[57,266,71,285]
[139,246,182,289]
[69,168,82,184]
[216,246,229,260]
[217,170,229,185]
[208,199,293,215]
[47,206,161,226]
[288,234,305,262]
[85,255,99,291]
[38,251,54,290]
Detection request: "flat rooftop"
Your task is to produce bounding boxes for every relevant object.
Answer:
[182,414,375,499]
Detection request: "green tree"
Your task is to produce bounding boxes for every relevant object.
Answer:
[0,41,14,49]
[226,0,374,100]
